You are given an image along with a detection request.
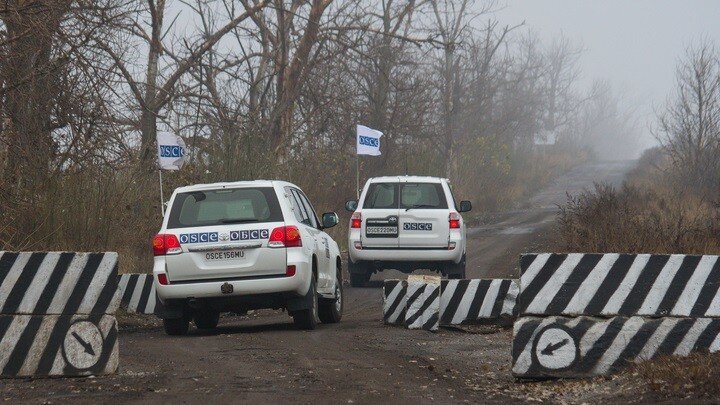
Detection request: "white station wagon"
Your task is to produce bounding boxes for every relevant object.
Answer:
[345,176,471,285]
[152,180,343,335]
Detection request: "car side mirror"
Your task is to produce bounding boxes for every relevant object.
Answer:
[345,200,358,212]
[458,201,472,213]
[322,212,339,229]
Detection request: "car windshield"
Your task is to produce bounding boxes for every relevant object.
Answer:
[167,187,283,228]
[363,182,447,209]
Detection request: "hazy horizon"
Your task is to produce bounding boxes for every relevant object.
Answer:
[494,0,720,153]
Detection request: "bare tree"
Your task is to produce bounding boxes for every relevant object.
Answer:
[97,0,269,167]
[655,39,720,191]
[1,1,72,188]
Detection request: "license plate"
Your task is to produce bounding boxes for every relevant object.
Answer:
[366,226,398,235]
[205,250,245,261]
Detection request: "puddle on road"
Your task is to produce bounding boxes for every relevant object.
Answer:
[499,226,534,235]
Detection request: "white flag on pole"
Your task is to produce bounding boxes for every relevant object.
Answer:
[357,125,383,156]
[157,132,188,171]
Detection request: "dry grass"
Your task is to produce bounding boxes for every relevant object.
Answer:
[629,352,720,400]
[557,147,720,255]
[558,182,720,254]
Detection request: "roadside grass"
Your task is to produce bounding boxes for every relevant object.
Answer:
[557,182,720,255]
[628,352,720,400]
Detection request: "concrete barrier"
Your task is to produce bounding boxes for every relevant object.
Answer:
[405,276,440,331]
[518,253,720,317]
[383,276,518,331]
[513,253,720,378]
[439,279,517,326]
[0,252,119,377]
[383,280,407,326]
[118,274,157,314]
[512,315,720,378]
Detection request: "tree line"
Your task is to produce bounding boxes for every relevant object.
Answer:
[0,0,638,269]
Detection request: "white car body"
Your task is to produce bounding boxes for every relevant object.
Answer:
[346,176,471,284]
[152,180,342,333]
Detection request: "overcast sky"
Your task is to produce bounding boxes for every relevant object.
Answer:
[494,0,720,145]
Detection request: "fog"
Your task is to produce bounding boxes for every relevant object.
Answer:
[494,0,720,154]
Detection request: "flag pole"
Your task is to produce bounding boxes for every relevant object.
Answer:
[158,168,165,217]
[356,153,360,199]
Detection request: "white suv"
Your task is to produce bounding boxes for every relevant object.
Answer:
[152,180,343,335]
[345,176,471,286]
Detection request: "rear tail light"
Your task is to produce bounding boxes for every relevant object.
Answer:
[449,212,461,229]
[157,273,169,285]
[286,265,296,277]
[153,234,182,256]
[351,212,362,229]
[268,226,303,248]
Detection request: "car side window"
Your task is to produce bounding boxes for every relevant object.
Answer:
[295,190,320,229]
[285,187,308,224]
[290,189,315,227]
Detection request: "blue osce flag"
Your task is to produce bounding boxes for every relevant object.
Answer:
[157,132,188,170]
[357,125,383,156]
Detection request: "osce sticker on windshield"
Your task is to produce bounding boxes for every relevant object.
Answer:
[179,229,269,244]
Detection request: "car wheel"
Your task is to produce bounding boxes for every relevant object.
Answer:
[293,277,319,330]
[319,270,343,324]
[349,271,371,287]
[448,254,467,280]
[163,316,189,336]
[194,309,220,330]
[349,261,371,287]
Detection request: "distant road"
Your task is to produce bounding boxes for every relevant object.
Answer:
[464,160,635,279]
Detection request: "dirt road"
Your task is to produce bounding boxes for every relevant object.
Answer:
[465,160,633,279]
[0,161,637,404]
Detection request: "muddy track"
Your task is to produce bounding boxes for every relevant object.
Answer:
[0,161,634,404]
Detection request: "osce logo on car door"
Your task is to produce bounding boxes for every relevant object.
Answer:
[403,223,433,231]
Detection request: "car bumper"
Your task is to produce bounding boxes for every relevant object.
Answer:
[348,245,464,263]
[154,260,311,301]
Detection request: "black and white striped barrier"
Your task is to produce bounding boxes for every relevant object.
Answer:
[0,252,119,377]
[512,315,720,378]
[405,278,440,331]
[383,280,407,326]
[383,277,519,330]
[440,279,518,325]
[513,253,720,378]
[118,274,157,314]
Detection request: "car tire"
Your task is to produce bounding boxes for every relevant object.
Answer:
[447,254,467,280]
[194,309,220,330]
[349,260,371,287]
[163,316,189,336]
[319,270,343,324]
[293,277,319,330]
[349,271,371,287]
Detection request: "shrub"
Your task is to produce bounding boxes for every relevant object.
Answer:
[558,182,720,254]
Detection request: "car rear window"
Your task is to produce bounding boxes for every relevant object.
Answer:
[363,182,447,209]
[400,183,447,209]
[167,187,283,229]
[363,183,398,209]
